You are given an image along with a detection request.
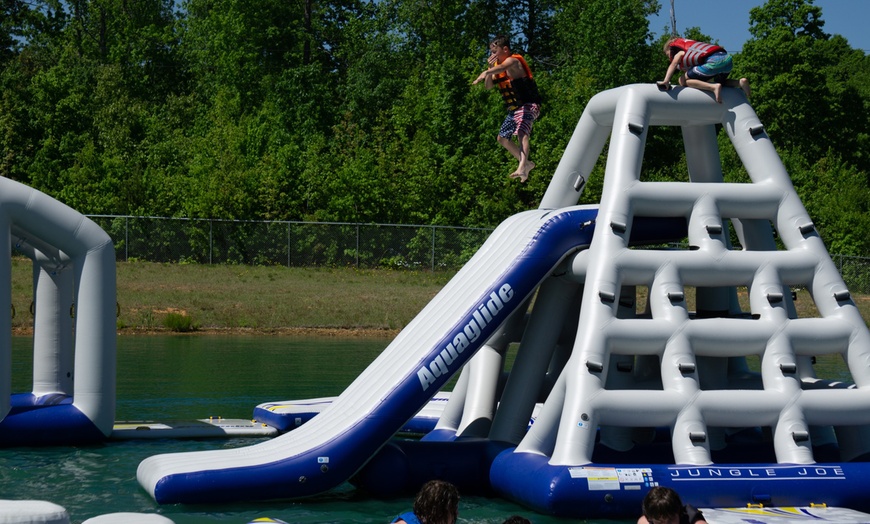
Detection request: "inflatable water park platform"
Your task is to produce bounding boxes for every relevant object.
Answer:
[7,83,870,521]
[253,392,453,434]
[112,417,277,439]
[252,392,544,436]
[132,83,870,519]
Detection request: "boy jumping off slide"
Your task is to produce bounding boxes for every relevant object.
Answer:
[473,35,542,183]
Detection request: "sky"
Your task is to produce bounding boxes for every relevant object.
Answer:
[646,0,870,54]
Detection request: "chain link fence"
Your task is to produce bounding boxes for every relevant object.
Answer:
[86,215,870,291]
[87,216,494,271]
[832,254,870,295]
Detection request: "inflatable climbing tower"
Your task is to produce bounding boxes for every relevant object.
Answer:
[137,83,870,520]
[486,84,870,517]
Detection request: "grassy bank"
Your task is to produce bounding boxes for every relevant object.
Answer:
[10,259,453,336]
[9,258,870,335]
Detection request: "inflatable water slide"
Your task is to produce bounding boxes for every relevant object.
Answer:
[138,83,870,520]
[136,204,600,502]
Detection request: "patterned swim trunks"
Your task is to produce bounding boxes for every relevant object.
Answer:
[499,103,541,138]
[686,51,733,82]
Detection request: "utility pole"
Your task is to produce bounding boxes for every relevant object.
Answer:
[670,0,677,35]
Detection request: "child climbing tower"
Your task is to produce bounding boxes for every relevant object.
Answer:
[490,83,870,517]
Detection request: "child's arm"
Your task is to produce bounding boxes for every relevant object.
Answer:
[657,51,684,90]
[473,56,517,87]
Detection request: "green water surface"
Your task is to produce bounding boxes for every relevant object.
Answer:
[2,336,853,524]
[1,335,619,524]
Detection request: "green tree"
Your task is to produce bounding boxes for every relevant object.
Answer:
[1,0,27,63]
[1,0,66,182]
[788,152,870,256]
[741,0,869,171]
[6,0,183,215]
[5,0,867,256]
[735,0,870,257]
[551,0,660,88]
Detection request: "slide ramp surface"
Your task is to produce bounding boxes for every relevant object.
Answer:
[138,206,599,504]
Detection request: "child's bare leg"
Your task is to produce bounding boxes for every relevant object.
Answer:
[509,133,535,182]
[498,135,521,162]
[724,78,751,99]
[739,77,751,98]
[683,78,721,102]
[518,132,535,179]
[500,135,533,182]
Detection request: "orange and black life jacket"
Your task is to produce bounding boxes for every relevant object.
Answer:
[494,54,542,110]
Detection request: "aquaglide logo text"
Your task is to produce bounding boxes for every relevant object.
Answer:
[417,283,514,391]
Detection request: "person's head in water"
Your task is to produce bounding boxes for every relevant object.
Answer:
[413,480,460,524]
[641,486,683,524]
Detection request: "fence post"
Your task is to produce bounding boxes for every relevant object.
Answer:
[124,216,129,262]
[356,224,360,268]
[209,220,213,265]
[287,222,291,268]
[431,226,435,271]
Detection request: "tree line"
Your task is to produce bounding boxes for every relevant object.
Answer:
[1,0,869,254]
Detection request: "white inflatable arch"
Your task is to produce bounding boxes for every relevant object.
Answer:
[0,177,116,444]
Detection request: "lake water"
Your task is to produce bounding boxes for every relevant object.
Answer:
[1,335,625,524]
[3,336,854,524]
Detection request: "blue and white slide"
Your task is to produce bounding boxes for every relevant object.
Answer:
[138,206,600,504]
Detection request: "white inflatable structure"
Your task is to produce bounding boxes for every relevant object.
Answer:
[2,82,869,522]
[0,178,225,524]
[138,83,870,519]
[0,177,116,445]
[0,500,175,524]
[0,500,69,524]
[484,83,870,518]
[519,83,870,467]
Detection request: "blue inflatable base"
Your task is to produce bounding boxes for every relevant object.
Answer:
[351,438,511,498]
[351,437,870,520]
[254,406,439,436]
[0,393,105,446]
[490,448,870,520]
